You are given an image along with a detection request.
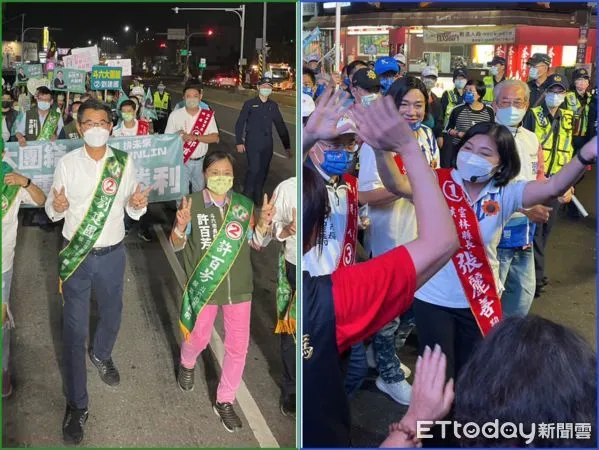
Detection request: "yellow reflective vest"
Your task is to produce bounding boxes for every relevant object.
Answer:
[154,91,170,110]
[482,75,506,104]
[564,91,591,137]
[531,105,574,176]
[443,89,460,128]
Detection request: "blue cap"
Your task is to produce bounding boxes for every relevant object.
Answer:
[374,57,399,76]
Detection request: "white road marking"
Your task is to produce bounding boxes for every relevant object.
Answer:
[218,129,288,160]
[154,224,280,448]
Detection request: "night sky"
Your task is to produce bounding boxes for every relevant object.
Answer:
[3,2,295,59]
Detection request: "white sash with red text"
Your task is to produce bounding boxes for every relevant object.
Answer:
[183,109,215,163]
[436,168,502,336]
[338,174,358,268]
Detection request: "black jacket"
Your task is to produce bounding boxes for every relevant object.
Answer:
[235,97,290,149]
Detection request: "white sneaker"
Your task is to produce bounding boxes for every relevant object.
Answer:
[375,377,412,406]
[365,344,377,369]
[400,362,412,379]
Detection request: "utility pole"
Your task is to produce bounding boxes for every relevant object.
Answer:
[262,2,267,75]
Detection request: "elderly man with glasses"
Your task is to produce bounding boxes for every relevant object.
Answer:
[45,99,152,444]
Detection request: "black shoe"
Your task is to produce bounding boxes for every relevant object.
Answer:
[62,403,88,444]
[137,229,152,242]
[213,402,242,432]
[280,394,296,417]
[542,276,549,287]
[178,365,194,391]
[535,286,544,298]
[88,349,120,386]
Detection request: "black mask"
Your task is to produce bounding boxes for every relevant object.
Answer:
[2,101,11,109]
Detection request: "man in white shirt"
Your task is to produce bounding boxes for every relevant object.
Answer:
[165,82,219,196]
[2,157,46,398]
[493,79,551,316]
[45,100,151,445]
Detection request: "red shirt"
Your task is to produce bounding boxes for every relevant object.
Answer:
[331,245,416,354]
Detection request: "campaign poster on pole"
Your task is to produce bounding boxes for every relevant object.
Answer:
[48,68,87,94]
[15,64,43,85]
[90,66,123,90]
[105,59,132,77]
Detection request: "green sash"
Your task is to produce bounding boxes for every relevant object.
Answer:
[38,109,60,141]
[1,163,21,220]
[58,148,128,291]
[274,248,296,335]
[179,193,254,341]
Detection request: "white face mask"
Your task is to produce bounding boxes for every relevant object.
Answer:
[545,92,565,109]
[457,151,497,184]
[528,67,539,80]
[83,127,110,148]
[361,93,378,108]
[454,79,467,90]
[489,66,499,76]
[496,106,527,127]
[37,101,51,111]
[423,78,436,90]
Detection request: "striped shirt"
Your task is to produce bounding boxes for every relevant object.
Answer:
[446,104,495,146]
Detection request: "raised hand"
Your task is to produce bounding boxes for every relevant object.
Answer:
[304,87,350,143]
[176,196,192,231]
[259,193,276,226]
[350,95,418,155]
[129,184,152,210]
[52,186,70,213]
[4,172,28,187]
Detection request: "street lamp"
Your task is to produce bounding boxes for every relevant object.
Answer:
[88,40,92,45]
[124,25,130,32]
[145,27,149,32]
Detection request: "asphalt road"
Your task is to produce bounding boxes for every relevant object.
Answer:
[349,169,598,447]
[2,88,297,447]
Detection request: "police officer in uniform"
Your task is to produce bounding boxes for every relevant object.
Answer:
[565,67,597,153]
[153,82,171,134]
[482,56,507,104]
[523,73,574,297]
[235,76,291,205]
[441,67,467,129]
[526,53,552,108]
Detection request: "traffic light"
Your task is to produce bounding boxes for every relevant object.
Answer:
[207,29,214,36]
[159,42,167,48]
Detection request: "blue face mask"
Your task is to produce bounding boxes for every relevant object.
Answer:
[314,84,326,98]
[344,77,351,88]
[464,91,475,104]
[380,77,395,95]
[302,86,313,96]
[409,121,423,131]
[320,149,354,176]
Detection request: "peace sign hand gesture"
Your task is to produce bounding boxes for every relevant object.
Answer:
[176,196,193,232]
[258,193,276,229]
[129,184,152,210]
[52,186,70,213]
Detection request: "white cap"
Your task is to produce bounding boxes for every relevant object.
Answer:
[302,93,315,117]
[422,66,438,77]
[393,53,407,65]
[337,115,357,135]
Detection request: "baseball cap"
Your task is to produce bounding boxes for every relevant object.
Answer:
[302,93,315,117]
[422,66,439,78]
[258,76,273,87]
[527,53,551,67]
[453,67,468,80]
[374,57,399,76]
[351,68,381,90]
[487,56,506,67]
[572,67,590,81]
[393,53,407,65]
[337,114,357,135]
[545,73,567,91]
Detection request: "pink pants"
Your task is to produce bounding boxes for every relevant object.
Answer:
[180,301,252,404]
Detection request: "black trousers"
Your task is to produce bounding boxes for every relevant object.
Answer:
[244,139,273,205]
[533,198,560,286]
[281,261,296,400]
[413,299,483,448]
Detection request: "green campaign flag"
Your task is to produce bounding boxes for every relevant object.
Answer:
[4,134,184,207]
[141,88,157,120]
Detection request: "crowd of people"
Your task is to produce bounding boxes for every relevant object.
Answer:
[301,49,597,447]
[2,71,295,445]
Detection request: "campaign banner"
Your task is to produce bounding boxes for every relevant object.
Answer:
[48,68,87,94]
[423,26,516,45]
[91,65,123,90]
[105,59,132,77]
[4,134,184,206]
[63,45,99,71]
[15,64,43,85]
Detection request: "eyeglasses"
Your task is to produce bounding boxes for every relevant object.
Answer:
[497,100,526,108]
[81,120,111,129]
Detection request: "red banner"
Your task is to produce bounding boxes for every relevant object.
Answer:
[547,45,563,69]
